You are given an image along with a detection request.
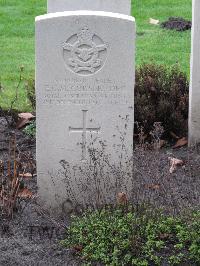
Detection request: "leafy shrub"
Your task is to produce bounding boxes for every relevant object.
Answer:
[135,64,189,138]
[61,207,200,265]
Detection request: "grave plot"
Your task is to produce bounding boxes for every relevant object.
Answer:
[0,0,199,265]
[0,115,199,266]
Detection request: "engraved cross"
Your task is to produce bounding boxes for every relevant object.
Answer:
[69,110,101,161]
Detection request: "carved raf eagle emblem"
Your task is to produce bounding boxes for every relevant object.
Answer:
[63,26,108,75]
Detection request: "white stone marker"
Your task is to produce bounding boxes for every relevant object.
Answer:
[36,11,135,215]
[189,0,200,145]
[47,0,131,15]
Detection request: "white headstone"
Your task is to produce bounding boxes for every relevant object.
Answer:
[36,11,135,216]
[189,0,200,145]
[47,0,131,15]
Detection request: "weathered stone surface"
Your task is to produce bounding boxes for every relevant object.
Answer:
[35,11,135,216]
[189,0,200,145]
[47,0,131,15]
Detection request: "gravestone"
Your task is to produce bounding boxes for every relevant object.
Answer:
[47,0,131,15]
[189,0,200,145]
[36,11,135,216]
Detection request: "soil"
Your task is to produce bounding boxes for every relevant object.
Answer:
[161,17,191,31]
[0,117,199,266]
[0,117,80,266]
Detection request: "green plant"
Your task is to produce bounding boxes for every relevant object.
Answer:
[135,64,189,138]
[23,120,36,137]
[145,211,200,265]
[61,207,200,265]
[25,78,36,110]
[0,67,24,127]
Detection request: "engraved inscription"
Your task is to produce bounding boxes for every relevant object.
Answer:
[41,78,132,106]
[63,26,108,75]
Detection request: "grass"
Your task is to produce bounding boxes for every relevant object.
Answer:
[0,0,46,110]
[0,0,192,110]
[133,0,192,74]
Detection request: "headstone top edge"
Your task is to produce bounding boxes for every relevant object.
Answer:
[47,0,131,15]
[35,10,135,22]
